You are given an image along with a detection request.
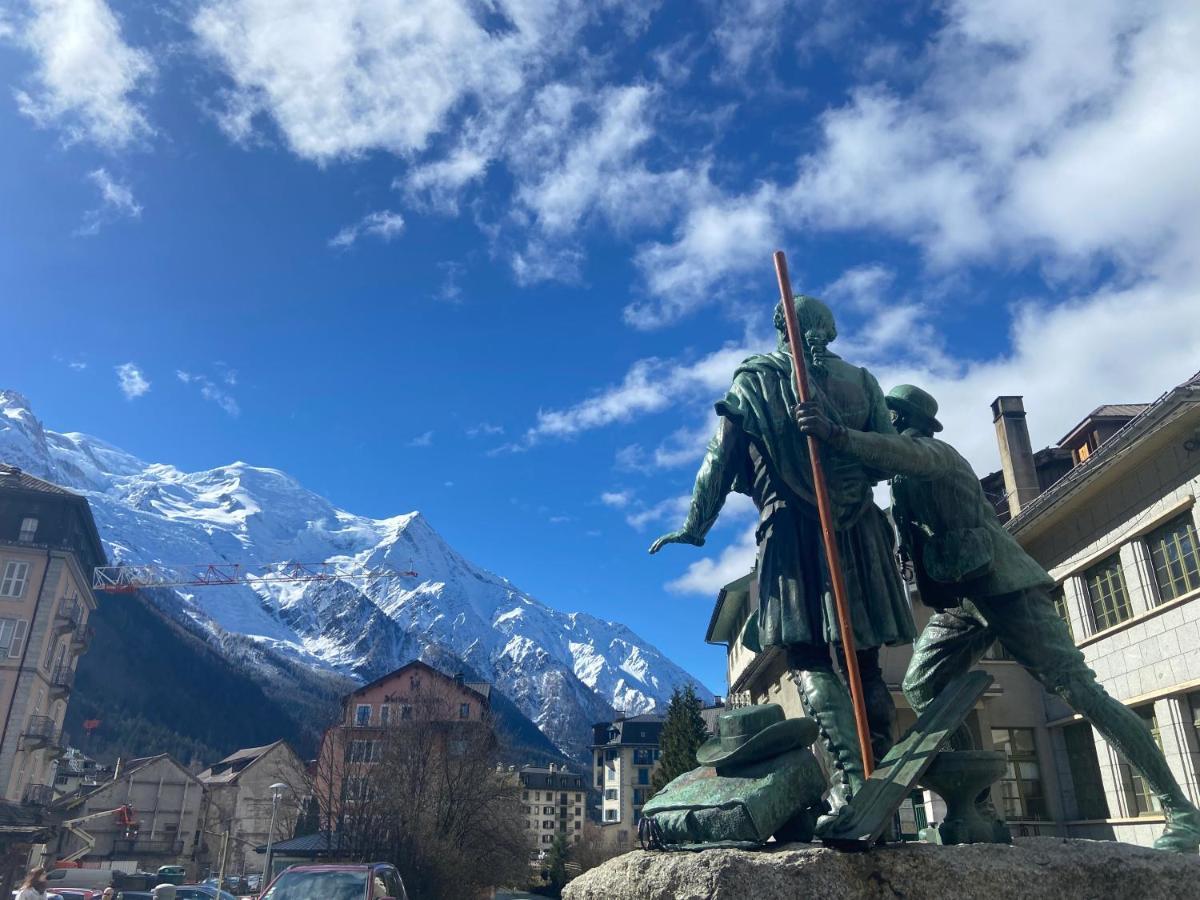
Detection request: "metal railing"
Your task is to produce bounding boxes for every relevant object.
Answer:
[70,624,94,651]
[20,715,60,750]
[54,598,83,632]
[49,664,75,698]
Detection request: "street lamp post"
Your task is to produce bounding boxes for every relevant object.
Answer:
[262,782,289,890]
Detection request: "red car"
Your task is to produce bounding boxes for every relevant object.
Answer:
[259,864,407,900]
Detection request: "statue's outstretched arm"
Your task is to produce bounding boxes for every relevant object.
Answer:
[649,417,742,554]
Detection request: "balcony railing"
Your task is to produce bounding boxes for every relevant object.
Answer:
[20,716,61,750]
[54,598,83,633]
[21,784,54,806]
[49,664,75,699]
[112,837,184,855]
[70,624,93,652]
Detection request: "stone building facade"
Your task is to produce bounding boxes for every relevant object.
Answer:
[198,740,307,877]
[52,754,204,868]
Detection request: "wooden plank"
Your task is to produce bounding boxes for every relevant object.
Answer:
[817,669,994,850]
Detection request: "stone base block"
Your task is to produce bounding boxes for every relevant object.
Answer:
[563,837,1200,900]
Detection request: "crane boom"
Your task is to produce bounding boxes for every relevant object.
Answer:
[92,561,418,594]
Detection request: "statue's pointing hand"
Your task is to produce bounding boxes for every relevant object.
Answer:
[793,401,835,441]
[648,530,705,554]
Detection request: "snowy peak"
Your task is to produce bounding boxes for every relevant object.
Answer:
[0,390,711,755]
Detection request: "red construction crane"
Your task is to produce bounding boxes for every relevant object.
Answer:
[92,560,419,594]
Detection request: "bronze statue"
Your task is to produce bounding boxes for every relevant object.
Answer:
[795,384,1200,852]
[651,296,916,822]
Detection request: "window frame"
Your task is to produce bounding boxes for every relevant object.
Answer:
[17,518,37,543]
[0,561,30,599]
[1145,513,1200,603]
[1084,555,1132,632]
[354,703,372,726]
[991,726,1047,821]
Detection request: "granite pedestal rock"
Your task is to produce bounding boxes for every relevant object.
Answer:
[563,838,1200,900]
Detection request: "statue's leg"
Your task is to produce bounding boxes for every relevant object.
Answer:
[901,604,994,750]
[985,587,1200,853]
[835,646,895,762]
[788,643,865,821]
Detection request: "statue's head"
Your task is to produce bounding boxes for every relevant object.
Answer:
[885,384,944,435]
[774,295,838,362]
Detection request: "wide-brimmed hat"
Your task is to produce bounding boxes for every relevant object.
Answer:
[886,384,943,433]
[696,703,818,769]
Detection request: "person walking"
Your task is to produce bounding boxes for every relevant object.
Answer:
[15,867,48,900]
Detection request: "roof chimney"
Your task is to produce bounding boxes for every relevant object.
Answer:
[991,396,1040,518]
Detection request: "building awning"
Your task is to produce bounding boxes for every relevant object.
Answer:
[705,572,753,645]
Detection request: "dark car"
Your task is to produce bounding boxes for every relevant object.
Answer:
[175,886,240,900]
[260,864,407,900]
[116,893,153,900]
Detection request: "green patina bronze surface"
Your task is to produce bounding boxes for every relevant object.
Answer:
[817,670,993,850]
[919,750,1009,846]
[796,383,1200,853]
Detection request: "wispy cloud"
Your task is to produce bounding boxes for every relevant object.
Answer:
[176,369,240,417]
[328,210,405,249]
[115,362,149,399]
[600,490,634,509]
[466,422,504,438]
[407,430,434,448]
[666,523,757,595]
[77,168,142,236]
[13,0,154,148]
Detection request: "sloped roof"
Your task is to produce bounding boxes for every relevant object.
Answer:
[254,831,347,855]
[56,754,199,811]
[0,464,75,496]
[348,659,492,705]
[199,740,289,785]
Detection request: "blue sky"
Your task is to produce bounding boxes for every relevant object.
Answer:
[2,0,1199,694]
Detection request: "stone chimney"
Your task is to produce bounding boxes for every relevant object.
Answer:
[991,396,1040,518]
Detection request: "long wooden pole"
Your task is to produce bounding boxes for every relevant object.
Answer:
[773,250,874,777]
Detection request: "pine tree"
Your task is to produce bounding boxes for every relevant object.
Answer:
[650,684,709,793]
[545,832,571,897]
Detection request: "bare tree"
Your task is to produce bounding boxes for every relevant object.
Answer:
[313,693,529,899]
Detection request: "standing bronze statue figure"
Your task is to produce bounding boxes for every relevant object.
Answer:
[795,384,1200,852]
[650,294,916,822]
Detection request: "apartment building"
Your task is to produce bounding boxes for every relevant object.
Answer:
[198,740,307,876]
[314,660,492,819]
[518,764,586,850]
[590,715,662,849]
[705,370,1200,848]
[0,464,104,811]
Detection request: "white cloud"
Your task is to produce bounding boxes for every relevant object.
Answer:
[407,430,434,448]
[666,523,757,595]
[329,210,405,249]
[625,495,690,531]
[191,0,637,163]
[114,362,149,399]
[600,490,633,509]
[466,422,505,438]
[176,369,240,416]
[13,0,154,148]
[77,168,142,236]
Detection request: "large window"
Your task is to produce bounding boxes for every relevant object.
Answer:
[633,748,655,765]
[354,704,371,726]
[1127,705,1163,816]
[1146,514,1200,602]
[0,619,28,658]
[1084,555,1132,631]
[0,562,30,599]
[991,727,1046,820]
[1051,586,1074,641]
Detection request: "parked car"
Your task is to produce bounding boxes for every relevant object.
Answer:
[115,893,153,900]
[157,866,187,886]
[174,885,240,900]
[44,870,117,892]
[53,890,98,900]
[259,864,407,900]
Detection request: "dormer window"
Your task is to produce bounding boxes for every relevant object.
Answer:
[18,518,37,543]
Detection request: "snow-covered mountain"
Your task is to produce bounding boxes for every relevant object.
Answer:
[0,390,711,755]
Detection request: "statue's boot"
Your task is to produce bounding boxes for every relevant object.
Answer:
[1060,673,1200,853]
[795,669,867,833]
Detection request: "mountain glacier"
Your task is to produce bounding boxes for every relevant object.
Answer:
[0,390,711,755]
